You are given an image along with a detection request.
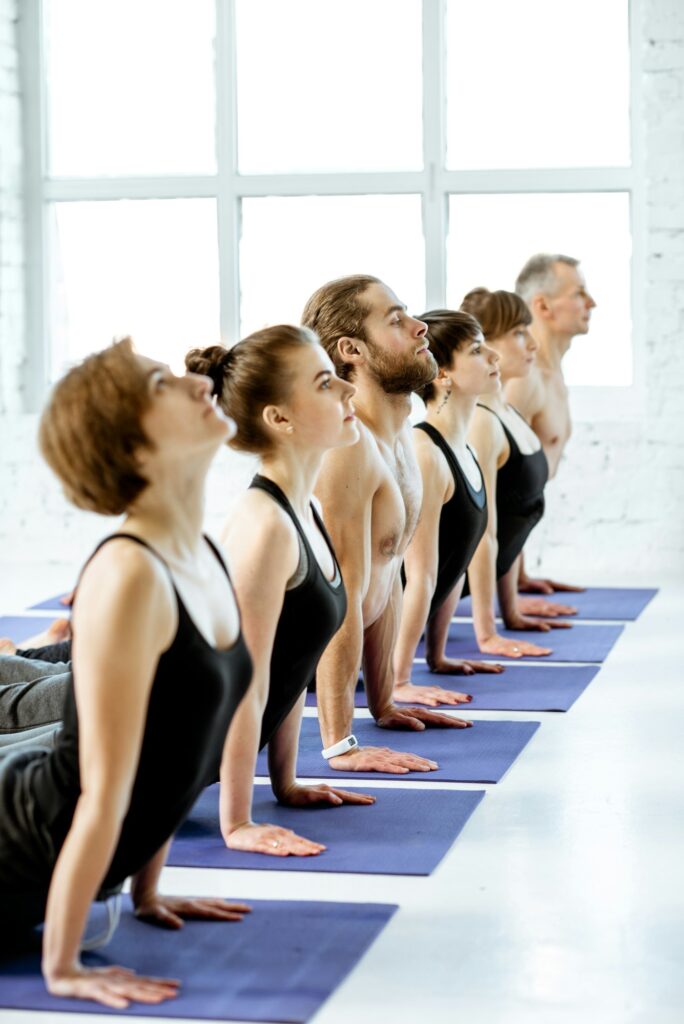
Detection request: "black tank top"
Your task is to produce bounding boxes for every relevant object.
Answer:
[477,404,548,577]
[413,422,487,618]
[0,533,252,898]
[249,475,347,748]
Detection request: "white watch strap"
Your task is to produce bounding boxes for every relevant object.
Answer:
[321,734,359,760]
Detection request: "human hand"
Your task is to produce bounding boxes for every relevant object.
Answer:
[377,706,472,730]
[133,894,251,927]
[225,821,325,857]
[503,613,571,633]
[277,783,376,808]
[328,744,438,774]
[519,575,584,594]
[393,680,472,707]
[477,634,551,658]
[517,596,577,617]
[45,963,180,1010]
[427,656,504,676]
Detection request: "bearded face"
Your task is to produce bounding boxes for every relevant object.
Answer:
[365,337,438,395]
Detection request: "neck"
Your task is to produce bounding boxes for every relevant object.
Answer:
[124,456,211,560]
[530,319,573,370]
[425,392,478,447]
[352,374,413,444]
[259,445,324,520]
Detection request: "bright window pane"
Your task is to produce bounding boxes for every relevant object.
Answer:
[446,192,632,386]
[236,0,423,173]
[240,195,425,333]
[50,199,220,375]
[446,0,630,169]
[45,0,216,175]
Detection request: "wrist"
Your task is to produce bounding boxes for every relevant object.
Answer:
[321,734,359,760]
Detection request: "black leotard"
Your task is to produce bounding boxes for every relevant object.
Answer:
[0,533,252,931]
[477,404,548,577]
[413,422,487,618]
[249,475,347,748]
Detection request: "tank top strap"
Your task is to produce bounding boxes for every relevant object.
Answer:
[476,403,520,455]
[250,473,341,582]
[202,533,232,582]
[82,532,173,578]
[414,421,462,478]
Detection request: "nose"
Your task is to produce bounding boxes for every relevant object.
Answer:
[526,330,538,352]
[486,344,500,365]
[412,316,428,338]
[342,378,356,401]
[586,293,596,309]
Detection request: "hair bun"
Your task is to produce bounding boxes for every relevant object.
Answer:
[185,344,234,397]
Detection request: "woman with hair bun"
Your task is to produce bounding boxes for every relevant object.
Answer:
[0,338,252,1008]
[186,326,374,859]
[461,289,574,659]
[393,309,505,702]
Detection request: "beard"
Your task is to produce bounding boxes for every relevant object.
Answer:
[366,339,438,395]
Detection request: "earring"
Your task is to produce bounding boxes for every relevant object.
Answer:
[286,425,294,434]
[437,386,452,413]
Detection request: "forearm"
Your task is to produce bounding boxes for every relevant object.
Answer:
[468,533,500,641]
[266,691,306,799]
[363,576,401,720]
[393,574,434,684]
[219,684,266,839]
[42,797,124,978]
[424,578,463,665]
[315,603,364,747]
[497,557,521,627]
[129,839,171,907]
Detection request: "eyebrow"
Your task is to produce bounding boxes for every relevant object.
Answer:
[314,369,332,381]
[384,304,406,318]
[147,364,171,379]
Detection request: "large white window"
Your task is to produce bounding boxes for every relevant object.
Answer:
[25,0,637,410]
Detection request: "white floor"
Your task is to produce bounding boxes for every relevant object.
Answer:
[1,569,683,1024]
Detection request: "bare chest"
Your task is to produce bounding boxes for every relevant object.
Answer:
[372,436,422,559]
[539,373,572,450]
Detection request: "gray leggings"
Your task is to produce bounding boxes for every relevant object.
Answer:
[0,656,68,755]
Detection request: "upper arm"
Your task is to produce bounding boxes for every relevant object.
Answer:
[505,372,543,424]
[314,428,377,602]
[403,440,450,586]
[221,491,297,689]
[71,541,176,815]
[468,409,506,538]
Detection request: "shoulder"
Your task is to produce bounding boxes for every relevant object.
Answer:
[505,368,545,414]
[77,537,171,604]
[318,420,383,493]
[414,427,450,478]
[223,487,299,555]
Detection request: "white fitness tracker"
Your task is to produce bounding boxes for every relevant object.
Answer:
[321,734,359,760]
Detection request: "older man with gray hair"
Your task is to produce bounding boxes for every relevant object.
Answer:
[505,253,595,595]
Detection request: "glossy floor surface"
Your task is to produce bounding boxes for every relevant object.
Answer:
[1,567,682,1024]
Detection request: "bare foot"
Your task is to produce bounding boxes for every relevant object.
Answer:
[0,638,17,655]
[21,618,71,650]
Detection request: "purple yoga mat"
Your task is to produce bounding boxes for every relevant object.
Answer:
[0,896,397,1022]
[169,784,485,876]
[416,620,623,664]
[306,662,600,712]
[0,615,60,644]
[29,593,72,611]
[456,586,658,622]
[257,716,539,784]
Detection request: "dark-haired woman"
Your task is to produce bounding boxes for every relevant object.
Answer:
[0,339,252,1008]
[394,310,505,703]
[186,327,374,859]
[462,289,573,658]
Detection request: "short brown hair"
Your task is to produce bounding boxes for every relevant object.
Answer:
[416,309,482,404]
[515,254,580,303]
[301,274,380,381]
[460,288,531,341]
[185,325,318,455]
[39,337,153,516]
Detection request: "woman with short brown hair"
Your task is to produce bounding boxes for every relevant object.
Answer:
[0,338,253,1008]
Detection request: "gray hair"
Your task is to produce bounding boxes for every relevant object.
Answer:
[515,254,580,304]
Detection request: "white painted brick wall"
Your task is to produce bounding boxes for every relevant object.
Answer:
[1,0,683,595]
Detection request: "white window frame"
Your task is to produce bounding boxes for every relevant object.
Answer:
[21,0,644,420]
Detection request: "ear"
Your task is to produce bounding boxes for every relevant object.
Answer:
[337,335,365,368]
[262,404,292,435]
[530,293,551,320]
[434,366,453,389]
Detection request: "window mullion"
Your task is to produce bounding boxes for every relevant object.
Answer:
[216,0,241,346]
[422,0,448,310]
